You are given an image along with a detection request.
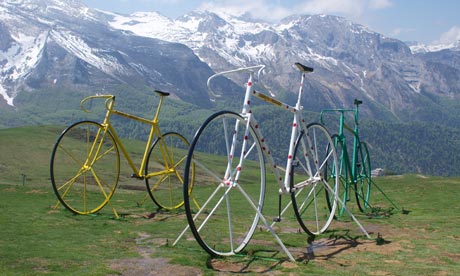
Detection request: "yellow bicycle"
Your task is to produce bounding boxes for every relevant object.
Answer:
[50,91,193,217]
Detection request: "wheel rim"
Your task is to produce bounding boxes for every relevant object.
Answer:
[355,142,371,211]
[291,123,339,235]
[50,121,120,214]
[183,111,265,256]
[145,132,190,210]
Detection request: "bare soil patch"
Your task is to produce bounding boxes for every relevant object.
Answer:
[109,232,203,276]
[109,221,413,275]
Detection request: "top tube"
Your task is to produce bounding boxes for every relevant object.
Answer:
[320,99,364,138]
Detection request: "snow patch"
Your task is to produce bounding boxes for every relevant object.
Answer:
[50,29,127,76]
[0,31,48,106]
[0,85,14,106]
[110,12,188,42]
[410,40,460,54]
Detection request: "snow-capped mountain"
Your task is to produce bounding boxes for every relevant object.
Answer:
[0,0,224,108]
[409,41,460,54]
[2,0,460,126]
[108,10,460,119]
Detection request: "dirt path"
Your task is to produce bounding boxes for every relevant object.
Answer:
[108,221,409,275]
[109,232,203,276]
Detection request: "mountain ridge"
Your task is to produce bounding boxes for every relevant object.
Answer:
[2,0,460,122]
[2,0,460,176]
[0,0,231,108]
[107,10,460,123]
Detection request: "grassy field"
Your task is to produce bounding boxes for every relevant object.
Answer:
[1,126,460,275]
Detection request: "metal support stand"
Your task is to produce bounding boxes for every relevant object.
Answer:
[174,180,370,262]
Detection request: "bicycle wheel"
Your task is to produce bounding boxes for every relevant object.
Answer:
[355,141,371,212]
[183,111,265,257]
[290,122,339,235]
[145,132,191,210]
[325,135,349,217]
[50,121,120,215]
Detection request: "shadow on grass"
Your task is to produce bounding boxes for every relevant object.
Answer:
[201,229,394,273]
[205,252,285,274]
[364,206,411,218]
[298,231,362,262]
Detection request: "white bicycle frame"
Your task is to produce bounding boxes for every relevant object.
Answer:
[208,65,320,195]
[175,64,370,261]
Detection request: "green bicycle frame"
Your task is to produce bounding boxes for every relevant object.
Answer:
[321,99,371,215]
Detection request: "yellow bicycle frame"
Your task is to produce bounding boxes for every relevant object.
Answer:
[80,92,172,180]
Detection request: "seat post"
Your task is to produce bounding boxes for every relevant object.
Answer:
[153,90,169,122]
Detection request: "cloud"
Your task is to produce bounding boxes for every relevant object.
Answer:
[199,0,393,22]
[199,0,292,20]
[294,0,393,19]
[118,0,183,4]
[295,0,366,16]
[390,28,402,36]
[435,26,460,45]
[389,27,415,38]
[368,0,393,10]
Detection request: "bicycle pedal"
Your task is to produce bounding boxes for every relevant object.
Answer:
[131,174,144,180]
[272,217,281,222]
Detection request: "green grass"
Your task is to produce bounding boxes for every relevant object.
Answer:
[1,126,460,275]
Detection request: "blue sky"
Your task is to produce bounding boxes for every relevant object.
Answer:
[82,0,460,45]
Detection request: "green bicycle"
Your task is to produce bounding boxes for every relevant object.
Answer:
[321,99,372,216]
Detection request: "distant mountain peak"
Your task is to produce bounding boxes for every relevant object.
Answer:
[0,0,217,107]
[1,0,460,125]
[106,10,460,119]
[3,0,88,15]
[410,40,460,54]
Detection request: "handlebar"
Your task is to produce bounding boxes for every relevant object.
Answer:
[206,62,315,99]
[320,99,363,125]
[80,94,114,113]
[206,65,266,99]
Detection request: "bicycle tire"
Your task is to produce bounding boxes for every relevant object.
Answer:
[50,121,120,215]
[183,111,265,257]
[291,122,339,235]
[355,141,371,212]
[325,134,349,217]
[145,132,191,210]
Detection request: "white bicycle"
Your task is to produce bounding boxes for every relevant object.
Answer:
[178,63,364,261]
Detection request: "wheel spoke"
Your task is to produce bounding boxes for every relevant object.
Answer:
[145,132,190,210]
[291,123,338,235]
[50,121,120,215]
[183,111,265,257]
